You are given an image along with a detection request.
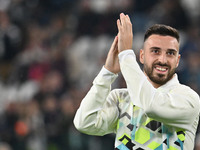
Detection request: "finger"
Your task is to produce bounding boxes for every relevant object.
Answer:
[113,36,118,52]
[126,15,133,32]
[120,13,126,26]
[126,15,131,23]
[117,19,121,32]
[110,36,118,52]
[113,36,118,48]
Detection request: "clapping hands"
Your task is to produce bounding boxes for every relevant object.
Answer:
[104,13,133,74]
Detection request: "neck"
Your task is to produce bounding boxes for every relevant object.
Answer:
[144,72,176,88]
[148,78,161,88]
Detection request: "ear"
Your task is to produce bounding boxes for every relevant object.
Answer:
[140,49,144,64]
[176,54,181,67]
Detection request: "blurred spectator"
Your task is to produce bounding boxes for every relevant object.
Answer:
[25,100,46,150]
[178,51,200,96]
[177,25,200,95]
[0,11,22,61]
[0,0,11,11]
[0,11,22,81]
[66,35,113,88]
[180,25,200,57]
[181,0,200,21]
[195,133,200,150]
[133,0,158,13]
[150,0,190,30]
[0,142,12,150]
[41,95,61,150]
[33,70,65,103]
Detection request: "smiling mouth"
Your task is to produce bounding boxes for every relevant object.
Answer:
[155,66,168,73]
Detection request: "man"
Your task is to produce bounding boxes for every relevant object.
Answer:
[73,13,200,149]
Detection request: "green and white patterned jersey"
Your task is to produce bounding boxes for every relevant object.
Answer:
[112,88,191,149]
[74,50,200,150]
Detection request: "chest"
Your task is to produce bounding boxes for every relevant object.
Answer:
[115,100,185,150]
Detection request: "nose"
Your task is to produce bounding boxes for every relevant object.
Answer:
[158,53,167,64]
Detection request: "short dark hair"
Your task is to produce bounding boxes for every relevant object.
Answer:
[144,24,180,42]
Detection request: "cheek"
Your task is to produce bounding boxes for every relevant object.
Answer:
[144,56,154,66]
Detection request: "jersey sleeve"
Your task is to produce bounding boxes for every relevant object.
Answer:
[118,50,200,129]
[73,66,119,136]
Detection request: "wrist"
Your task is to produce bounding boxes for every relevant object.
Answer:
[118,49,132,53]
[104,65,118,74]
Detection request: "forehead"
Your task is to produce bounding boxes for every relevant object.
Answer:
[144,34,179,51]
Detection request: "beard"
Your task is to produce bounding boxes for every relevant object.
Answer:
[143,62,176,86]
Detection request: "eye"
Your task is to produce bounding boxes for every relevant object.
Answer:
[152,49,159,54]
[167,51,175,56]
[150,47,161,54]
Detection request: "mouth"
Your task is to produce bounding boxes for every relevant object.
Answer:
[154,66,168,74]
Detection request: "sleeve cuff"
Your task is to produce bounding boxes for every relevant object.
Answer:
[118,49,136,61]
[93,66,118,85]
[102,66,118,75]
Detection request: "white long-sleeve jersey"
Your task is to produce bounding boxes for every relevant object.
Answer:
[74,50,200,150]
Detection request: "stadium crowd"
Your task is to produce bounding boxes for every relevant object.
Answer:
[0,0,199,150]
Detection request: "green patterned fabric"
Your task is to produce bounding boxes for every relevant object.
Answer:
[115,99,185,150]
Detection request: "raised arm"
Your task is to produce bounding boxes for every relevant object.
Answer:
[73,37,120,135]
[116,13,200,129]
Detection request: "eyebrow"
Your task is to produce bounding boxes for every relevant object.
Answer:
[149,47,161,51]
[150,47,178,52]
[167,48,178,52]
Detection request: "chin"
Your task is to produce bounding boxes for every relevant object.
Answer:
[150,75,169,85]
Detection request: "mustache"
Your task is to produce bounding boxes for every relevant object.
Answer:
[153,62,169,67]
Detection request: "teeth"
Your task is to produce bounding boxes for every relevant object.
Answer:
[156,67,167,71]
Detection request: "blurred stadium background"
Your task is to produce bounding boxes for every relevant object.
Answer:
[0,0,199,150]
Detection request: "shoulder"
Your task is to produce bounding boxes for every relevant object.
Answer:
[109,88,130,102]
[175,83,199,99]
[110,88,129,97]
[173,83,200,108]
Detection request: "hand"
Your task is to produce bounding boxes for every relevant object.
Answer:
[117,13,133,52]
[104,36,120,74]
